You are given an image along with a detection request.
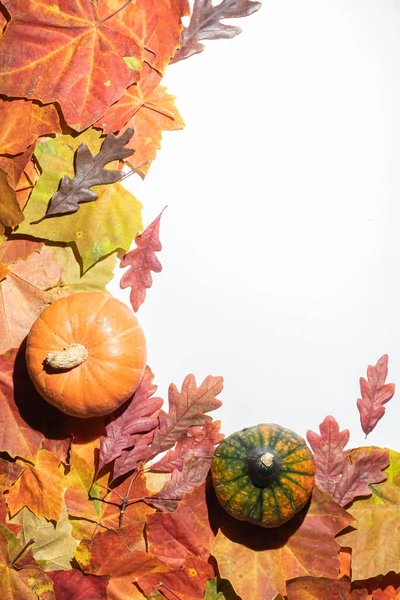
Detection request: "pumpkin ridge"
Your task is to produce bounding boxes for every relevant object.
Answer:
[269,484,282,522]
[89,324,143,349]
[224,477,253,508]
[233,434,252,450]
[33,312,70,348]
[276,480,297,511]
[280,473,313,494]
[215,473,249,487]
[278,442,305,460]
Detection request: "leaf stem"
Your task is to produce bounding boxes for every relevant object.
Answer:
[100,0,132,24]
[11,539,35,567]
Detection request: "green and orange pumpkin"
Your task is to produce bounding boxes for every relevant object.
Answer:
[211,423,316,528]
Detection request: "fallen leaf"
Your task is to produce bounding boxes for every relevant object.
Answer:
[307,417,389,506]
[203,578,227,599]
[0,239,43,264]
[0,0,144,130]
[0,169,23,230]
[150,420,224,472]
[137,554,215,600]
[171,0,261,63]
[99,366,163,472]
[76,526,169,600]
[147,484,214,568]
[9,503,78,571]
[33,129,134,224]
[0,247,64,354]
[6,449,64,521]
[17,129,142,272]
[0,529,55,599]
[47,569,109,600]
[120,209,164,312]
[357,355,395,437]
[211,486,354,600]
[285,576,367,599]
[113,374,223,480]
[0,97,60,156]
[149,452,212,511]
[0,349,44,463]
[338,450,400,581]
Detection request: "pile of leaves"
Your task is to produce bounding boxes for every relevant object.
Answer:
[0,1,398,599]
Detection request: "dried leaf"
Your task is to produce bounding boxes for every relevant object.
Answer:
[147,484,214,568]
[307,417,389,506]
[17,129,142,272]
[33,129,134,224]
[47,570,109,600]
[149,452,212,511]
[150,420,224,472]
[0,239,43,264]
[0,169,23,230]
[138,554,215,600]
[285,576,367,599]
[6,449,64,521]
[0,247,64,354]
[0,529,55,599]
[171,0,261,63]
[0,97,60,156]
[99,366,163,472]
[338,450,400,581]
[120,210,164,312]
[9,504,78,571]
[211,486,354,600]
[0,0,144,130]
[357,355,395,437]
[113,374,223,480]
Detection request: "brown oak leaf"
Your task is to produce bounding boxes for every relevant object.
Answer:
[0,168,23,231]
[171,0,261,63]
[120,210,165,312]
[357,354,395,437]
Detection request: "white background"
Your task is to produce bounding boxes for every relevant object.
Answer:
[109,0,400,451]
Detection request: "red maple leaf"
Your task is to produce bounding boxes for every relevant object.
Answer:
[357,354,395,437]
[120,209,165,312]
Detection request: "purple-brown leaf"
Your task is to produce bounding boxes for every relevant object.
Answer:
[120,209,165,312]
[171,0,261,63]
[357,354,395,437]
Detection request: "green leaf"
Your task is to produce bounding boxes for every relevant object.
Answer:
[203,578,226,599]
[16,129,142,271]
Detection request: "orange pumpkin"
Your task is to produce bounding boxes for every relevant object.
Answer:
[26,292,147,418]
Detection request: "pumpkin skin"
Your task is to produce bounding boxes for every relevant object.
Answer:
[211,423,316,528]
[26,292,147,418]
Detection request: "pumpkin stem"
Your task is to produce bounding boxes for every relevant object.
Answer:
[46,343,88,370]
[260,452,275,468]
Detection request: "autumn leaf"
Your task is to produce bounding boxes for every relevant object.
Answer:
[50,245,118,295]
[9,503,78,571]
[171,0,261,63]
[0,349,44,463]
[149,452,212,511]
[0,169,23,231]
[307,416,389,506]
[147,484,214,568]
[112,374,223,480]
[203,578,227,600]
[137,554,215,600]
[0,246,64,354]
[96,64,184,175]
[0,238,43,264]
[211,486,354,600]
[150,420,224,472]
[17,129,143,271]
[120,209,165,312]
[32,128,134,224]
[99,366,163,472]
[338,450,400,581]
[47,569,109,600]
[5,449,64,521]
[0,529,55,599]
[0,0,145,130]
[357,355,395,437]
[0,97,60,156]
[76,525,170,600]
[285,576,367,599]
